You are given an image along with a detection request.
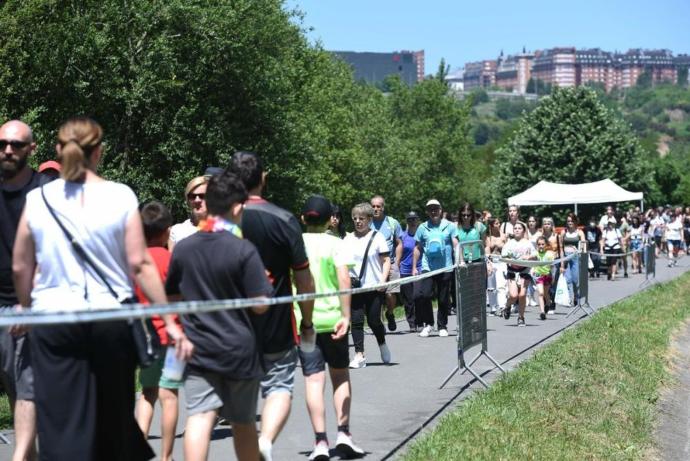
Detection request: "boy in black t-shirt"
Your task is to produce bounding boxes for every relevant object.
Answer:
[166,171,272,461]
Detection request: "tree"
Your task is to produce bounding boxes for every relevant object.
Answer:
[489,87,654,211]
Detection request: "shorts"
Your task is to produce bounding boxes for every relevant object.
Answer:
[139,355,184,390]
[668,239,682,250]
[506,267,531,281]
[630,239,642,252]
[260,347,297,398]
[654,236,662,247]
[0,329,34,401]
[298,333,349,376]
[185,372,259,424]
[604,247,619,266]
[535,274,552,285]
[386,263,401,294]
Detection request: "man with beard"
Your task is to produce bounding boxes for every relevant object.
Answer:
[0,120,45,461]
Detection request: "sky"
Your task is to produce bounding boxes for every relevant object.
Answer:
[287,0,690,75]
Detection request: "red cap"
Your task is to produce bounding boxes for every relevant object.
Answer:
[38,160,61,173]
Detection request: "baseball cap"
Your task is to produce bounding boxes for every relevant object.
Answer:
[204,166,224,178]
[406,211,420,220]
[302,195,332,221]
[425,199,441,208]
[38,160,61,173]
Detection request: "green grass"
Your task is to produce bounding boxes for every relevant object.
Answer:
[0,393,10,429]
[404,272,690,460]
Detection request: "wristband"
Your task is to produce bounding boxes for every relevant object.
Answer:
[300,320,314,330]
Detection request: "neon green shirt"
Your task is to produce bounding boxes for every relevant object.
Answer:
[534,250,554,276]
[294,233,354,333]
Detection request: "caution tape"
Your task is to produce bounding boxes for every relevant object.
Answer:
[588,244,649,258]
[488,252,577,268]
[0,264,456,327]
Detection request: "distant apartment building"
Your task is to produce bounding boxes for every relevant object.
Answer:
[531,47,577,88]
[332,50,425,86]
[615,49,676,88]
[445,68,464,91]
[575,48,616,91]
[463,60,497,90]
[465,47,683,94]
[495,50,533,94]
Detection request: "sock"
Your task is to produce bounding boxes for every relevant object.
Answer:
[337,424,350,434]
[315,432,328,443]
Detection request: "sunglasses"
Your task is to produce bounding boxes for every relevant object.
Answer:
[187,193,205,201]
[0,139,30,150]
[461,213,472,218]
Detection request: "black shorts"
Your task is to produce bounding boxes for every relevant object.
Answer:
[506,267,531,281]
[604,247,620,266]
[298,332,349,376]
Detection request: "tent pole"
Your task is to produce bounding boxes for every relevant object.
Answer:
[575,203,578,216]
[641,199,644,213]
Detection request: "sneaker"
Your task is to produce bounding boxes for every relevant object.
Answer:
[418,325,432,337]
[540,312,546,320]
[379,343,391,364]
[308,440,330,461]
[336,432,365,459]
[438,328,449,337]
[517,317,526,327]
[409,325,418,333]
[502,306,511,320]
[624,272,629,278]
[490,307,497,316]
[259,436,273,461]
[386,311,397,331]
[349,354,366,369]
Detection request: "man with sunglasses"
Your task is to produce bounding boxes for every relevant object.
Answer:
[0,120,45,461]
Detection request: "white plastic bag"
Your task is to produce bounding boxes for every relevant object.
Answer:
[588,255,594,270]
[555,274,571,306]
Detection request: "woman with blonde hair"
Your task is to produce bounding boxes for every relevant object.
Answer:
[13,117,193,460]
[168,175,208,251]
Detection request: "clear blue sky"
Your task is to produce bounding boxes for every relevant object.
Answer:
[288,0,690,74]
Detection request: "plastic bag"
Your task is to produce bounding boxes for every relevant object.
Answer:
[588,255,594,269]
[555,274,571,306]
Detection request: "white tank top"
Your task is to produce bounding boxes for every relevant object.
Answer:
[24,179,139,312]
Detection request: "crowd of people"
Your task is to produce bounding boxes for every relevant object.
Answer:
[1,116,689,461]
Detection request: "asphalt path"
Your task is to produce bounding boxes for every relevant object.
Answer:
[0,256,687,461]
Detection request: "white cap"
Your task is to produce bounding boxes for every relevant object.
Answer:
[425,199,441,208]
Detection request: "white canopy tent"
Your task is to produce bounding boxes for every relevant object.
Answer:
[507,179,644,214]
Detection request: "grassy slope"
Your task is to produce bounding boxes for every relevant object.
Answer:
[404,272,690,460]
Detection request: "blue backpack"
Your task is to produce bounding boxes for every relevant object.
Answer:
[423,222,450,263]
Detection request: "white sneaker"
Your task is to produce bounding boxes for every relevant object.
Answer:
[349,354,367,369]
[259,436,273,461]
[308,440,330,461]
[438,328,449,337]
[336,431,365,459]
[418,325,432,337]
[379,343,391,364]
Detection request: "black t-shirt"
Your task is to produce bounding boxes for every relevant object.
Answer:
[0,170,46,306]
[165,231,272,379]
[241,197,309,354]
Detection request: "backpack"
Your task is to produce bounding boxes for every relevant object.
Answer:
[423,221,450,263]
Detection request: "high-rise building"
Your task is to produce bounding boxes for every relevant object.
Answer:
[575,48,616,91]
[332,50,425,86]
[495,50,533,94]
[615,49,676,88]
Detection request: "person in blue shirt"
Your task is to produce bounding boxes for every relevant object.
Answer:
[399,211,423,333]
[412,199,458,338]
[370,195,403,332]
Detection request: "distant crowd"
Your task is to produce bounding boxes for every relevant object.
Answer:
[1,117,687,461]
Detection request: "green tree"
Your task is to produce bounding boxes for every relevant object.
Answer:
[489,87,653,211]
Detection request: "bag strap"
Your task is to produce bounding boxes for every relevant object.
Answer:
[40,185,120,301]
[358,230,377,281]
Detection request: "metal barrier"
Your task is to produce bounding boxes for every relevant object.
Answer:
[440,240,505,389]
[645,242,656,280]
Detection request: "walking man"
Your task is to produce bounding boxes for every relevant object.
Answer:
[229,151,315,461]
[0,120,42,461]
[370,195,403,332]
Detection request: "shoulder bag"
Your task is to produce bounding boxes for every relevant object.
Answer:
[350,230,377,289]
[40,186,161,367]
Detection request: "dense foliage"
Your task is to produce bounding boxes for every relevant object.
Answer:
[0,0,472,220]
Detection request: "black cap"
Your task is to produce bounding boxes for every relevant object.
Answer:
[302,195,332,221]
[204,166,224,178]
[406,211,420,220]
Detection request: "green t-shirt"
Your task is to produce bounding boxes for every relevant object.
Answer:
[534,250,554,276]
[294,233,354,333]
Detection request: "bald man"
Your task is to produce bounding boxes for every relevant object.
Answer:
[1,120,44,461]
